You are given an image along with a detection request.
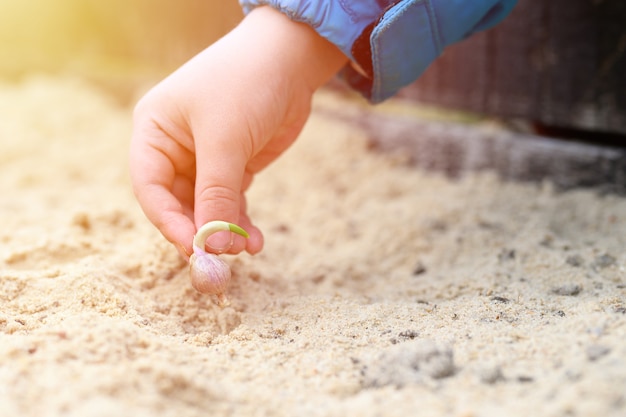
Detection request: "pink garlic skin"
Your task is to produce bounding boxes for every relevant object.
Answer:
[189,245,232,296]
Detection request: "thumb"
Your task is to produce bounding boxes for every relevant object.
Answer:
[194,138,249,254]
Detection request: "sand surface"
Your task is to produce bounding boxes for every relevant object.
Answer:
[1,77,625,417]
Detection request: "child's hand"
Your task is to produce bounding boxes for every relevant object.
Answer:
[130,6,347,259]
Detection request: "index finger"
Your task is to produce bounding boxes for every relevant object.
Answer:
[130,128,197,256]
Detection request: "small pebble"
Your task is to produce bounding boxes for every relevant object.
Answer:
[586,344,611,361]
[593,254,616,269]
[497,249,516,262]
[412,262,427,276]
[397,330,419,340]
[565,254,584,267]
[71,212,92,231]
[551,284,582,296]
[613,306,626,314]
[361,340,455,388]
[478,365,505,384]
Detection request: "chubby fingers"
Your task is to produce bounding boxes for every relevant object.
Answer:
[129,132,197,258]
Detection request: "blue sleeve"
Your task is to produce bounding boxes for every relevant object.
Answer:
[239,0,518,103]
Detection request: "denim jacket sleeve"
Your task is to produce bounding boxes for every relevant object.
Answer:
[239,0,517,103]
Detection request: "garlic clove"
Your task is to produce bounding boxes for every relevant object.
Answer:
[189,244,231,295]
[189,221,249,307]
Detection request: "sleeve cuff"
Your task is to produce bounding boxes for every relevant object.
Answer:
[349,0,518,103]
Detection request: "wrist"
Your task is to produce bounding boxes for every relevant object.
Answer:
[242,6,348,92]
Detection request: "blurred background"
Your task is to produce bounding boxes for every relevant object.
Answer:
[0,0,624,136]
[0,0,243,102]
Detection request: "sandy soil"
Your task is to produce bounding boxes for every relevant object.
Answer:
[1,76,625,417]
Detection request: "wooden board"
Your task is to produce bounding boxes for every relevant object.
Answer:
[399,0,626,136]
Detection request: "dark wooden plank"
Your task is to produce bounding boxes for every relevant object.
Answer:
[399,0,626,135]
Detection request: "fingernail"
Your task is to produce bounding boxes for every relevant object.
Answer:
[175,243,191,261]
[206,231,233,254]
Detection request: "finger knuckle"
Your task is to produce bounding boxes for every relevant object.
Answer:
[196,185,240,215]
